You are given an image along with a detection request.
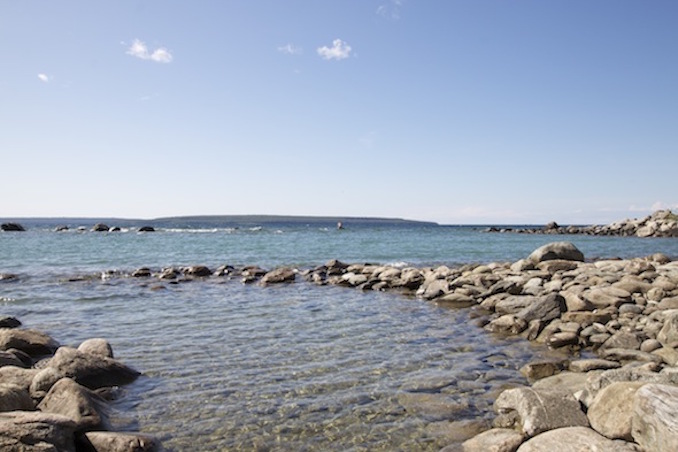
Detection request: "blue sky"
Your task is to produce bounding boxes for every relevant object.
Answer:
[2,1,677,224]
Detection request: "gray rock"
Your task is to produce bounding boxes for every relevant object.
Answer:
[261,267,296,285]
[532,371,597,398]
[568,359,621,373]
[30,367,62,399]
[0,411,77,451]
[183,265,212,277]
[516,293,566,324]
[77,338,114,359]
[493,387,589,437]
[0,350,29,368]
[485,315,527,335]
[519,360,567,383]
[587,381,646,440]
[91,223,109,232]
[37,378,109,433]
[79,431,162,451]
[495,296,539,315]
[0,384,34,412]
[0,329,59,357]
[598,348,663,365]
[528,242,584,263]
[461,428,524,452]
[600,331,641,351]
[0,317,21,329]
[632,383,678,451]
[0,366,39,391]
[516,426,640,452]
[546,331,579,348]
[657,310,678,348]
[44,347,140,390]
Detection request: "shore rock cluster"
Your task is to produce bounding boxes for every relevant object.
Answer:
[294,242,678,451]
[487,209,678,238]
[0,319,160,451]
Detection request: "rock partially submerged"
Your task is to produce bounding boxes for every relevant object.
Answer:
[0,322,159,450]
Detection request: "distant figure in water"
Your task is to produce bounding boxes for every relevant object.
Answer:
[337,221,344,230]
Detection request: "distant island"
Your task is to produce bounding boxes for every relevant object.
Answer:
[1,215,439,231]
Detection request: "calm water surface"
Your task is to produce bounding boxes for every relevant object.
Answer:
[2,221,677,450]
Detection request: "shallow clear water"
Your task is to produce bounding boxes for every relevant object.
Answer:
[1,221,677,450]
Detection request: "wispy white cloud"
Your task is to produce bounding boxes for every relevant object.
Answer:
[37,73,50,83]
[126,39,173,63]
[317,39,352,61]
[377,0,404,20]
[278,43,302,55]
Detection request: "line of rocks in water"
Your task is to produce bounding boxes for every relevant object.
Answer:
[0,318,159,451]
[485,209,678,238]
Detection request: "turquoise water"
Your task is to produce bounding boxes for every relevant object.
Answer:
[1,220,677,450]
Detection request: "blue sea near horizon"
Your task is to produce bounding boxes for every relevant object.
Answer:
[2,218,678,451]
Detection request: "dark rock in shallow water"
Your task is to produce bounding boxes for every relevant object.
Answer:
[91,223,109,232]
[0,223,25,232]
[138,226,155,232]
[55,225,69,232]
[0,317,21,329]
[44,347,141,390]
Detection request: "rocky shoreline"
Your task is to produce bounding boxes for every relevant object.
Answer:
[486,209,678,238]
[0,320,159,451]
[4,239,678,451]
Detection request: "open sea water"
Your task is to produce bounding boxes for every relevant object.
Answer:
[2,219,678,451]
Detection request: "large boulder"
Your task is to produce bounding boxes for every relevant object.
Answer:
[632,383,678,451]
[91,223,109,232]
[493,387,589,437]
[0,411,77,451]
[516,426,639,451]
[0,329,59,357]
[42,347,140,390]
[0,366,39,391]
[528,242,584,263]
[37,378,109,432]
[587,381,645,441]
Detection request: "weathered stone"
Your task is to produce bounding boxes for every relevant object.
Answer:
[519,360,566,383]
[30,367,62,399]
[561,309,613,327]
[581,367,678,408]
[0,411,77,451]
[0,329,59,357]
[0,350,28,368]
[547,332,579,348]
[0,366,39,392]
[485,315,527,335]
[417,278,450,300]
[516,294,566,324]
[493,387,589,437]
[598,348,663,365]
[536,259,580,274]
[435,292,475,308]
[640,338,662,353]
[79,431,162,452]
[632,384,678,451]
[531,371,595,398]
[77,339,114,359]
[131,267,152,277]
[584,287,632,307]
[600,331,641,351]
[45,347,140,390]
[587,381,646,440]
[91,223,109,232]
[568,359,621,373]
[653,346,678,366]
[657,310,678,348]
[516,426,639,452]
[528,242,584,263]
[260,267,296,285]
[495,296,539,315]
[461,428,524,452]
[0,384,34,412]
[183,265,212,277]
[38,378,109,432]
